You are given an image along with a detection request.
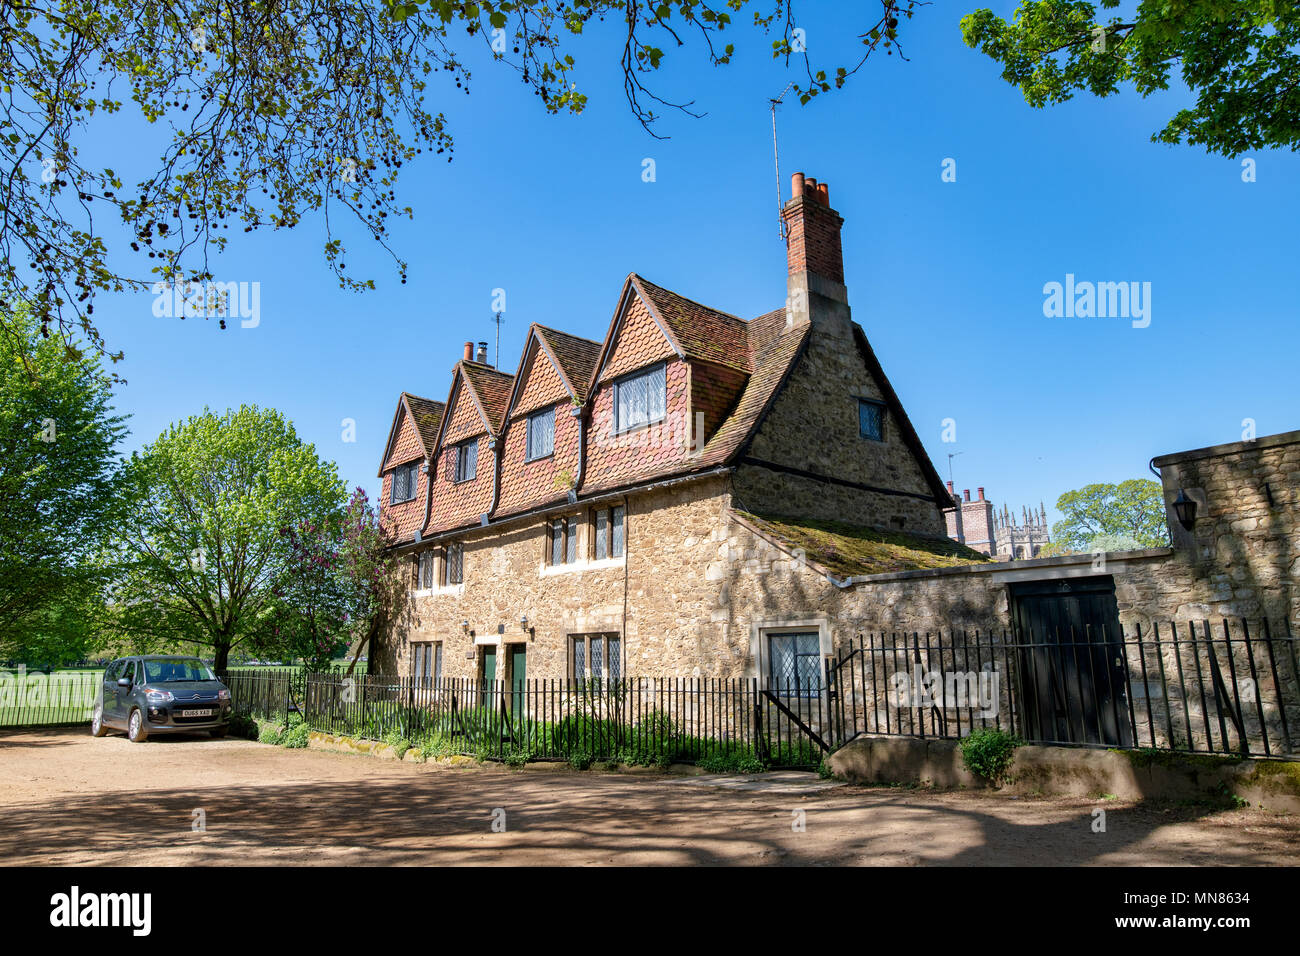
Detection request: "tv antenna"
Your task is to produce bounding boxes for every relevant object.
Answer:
[947,451,963,486]
[491,311,504,368]
[770,82,794,239]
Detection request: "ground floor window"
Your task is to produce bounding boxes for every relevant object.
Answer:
[412,643,442,686]
[571,633,621,681]
[767,632,821,697]
[592,505,625,560]
[443,543,463,585]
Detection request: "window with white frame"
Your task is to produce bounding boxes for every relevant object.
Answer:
[767,632,822,697]
[443,543,463,585]
[549,515,578,566]
[453,438,478,482]
[571,634,621,681]
[592,505,625,560]
[390,461,418,503]
[526,406,555,461]
[613,363,666,434]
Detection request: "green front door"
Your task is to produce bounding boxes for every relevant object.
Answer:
[510,644,527,712]
[482,646,497,686]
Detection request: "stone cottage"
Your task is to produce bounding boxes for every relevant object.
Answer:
[373,172,980,685]
[372,172,1298,755]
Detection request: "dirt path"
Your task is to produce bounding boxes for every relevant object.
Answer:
[2,727,1296,866]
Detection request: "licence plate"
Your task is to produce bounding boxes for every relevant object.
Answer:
[183,708,215,718]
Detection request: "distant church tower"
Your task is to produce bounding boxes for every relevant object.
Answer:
[944,483,1051,559]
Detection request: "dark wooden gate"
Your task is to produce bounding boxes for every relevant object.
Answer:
[1009,576,1133,747]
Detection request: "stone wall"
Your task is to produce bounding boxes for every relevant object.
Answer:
[1154,429,1300,625]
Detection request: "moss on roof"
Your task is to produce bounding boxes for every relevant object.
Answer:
[737,511,991,577]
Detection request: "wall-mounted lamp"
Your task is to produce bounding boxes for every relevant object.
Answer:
[519,615,529,628]
[1172,489,1198,531]
[460,619,470,633]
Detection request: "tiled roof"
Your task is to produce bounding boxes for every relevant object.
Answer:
[403,393,444,453]
[460,362,516,435]
[535,326,600,402]
[632,274,753,373]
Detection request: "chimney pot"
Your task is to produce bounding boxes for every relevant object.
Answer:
[475,341,489,365]
[463,341,473,362]
[946,480,954,494]
[780,170,844,285]
[963,489,971,502]
[978,487,985,500]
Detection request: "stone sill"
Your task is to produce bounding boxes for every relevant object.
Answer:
[410,584,466,599]
[539,556,626,578]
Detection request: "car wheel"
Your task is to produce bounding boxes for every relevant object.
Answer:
[209,726,227,739]
[127,708,148,743]
[90,704,108,737]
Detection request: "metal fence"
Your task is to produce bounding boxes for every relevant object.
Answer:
[298,674,829,767]
[828,618,1300,758]
[0,667,101,728]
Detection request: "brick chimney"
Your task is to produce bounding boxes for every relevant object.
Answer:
[475,341,488,365]
[782,171,847,330]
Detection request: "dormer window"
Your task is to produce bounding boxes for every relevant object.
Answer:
[613,363,666,434]
[454,438,478,483]
[390,461,419,504]
[526,407,556,461]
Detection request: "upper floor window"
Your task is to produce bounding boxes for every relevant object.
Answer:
[443,543,464,585]
[549,515,578,566]
[454,438,478,483]
[390,460,419,503]
[613,363,666,434]
[416,551,435,589]
[858,399,885,442]
[593,505,625,560]
[526,407,555,462]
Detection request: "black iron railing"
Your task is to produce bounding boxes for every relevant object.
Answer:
[828,618,1300,758]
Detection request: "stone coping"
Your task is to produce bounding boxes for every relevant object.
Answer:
[835,547,1175,587]
[1152,429,1300,467]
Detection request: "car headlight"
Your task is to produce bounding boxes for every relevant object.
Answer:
[144,687,174,703]
[217,688,231,701]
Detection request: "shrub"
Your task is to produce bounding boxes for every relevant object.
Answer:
[227,713,259,740]
[504,748,532,768]
[257,722,283,745]
[282,723,310,749]
[568,750,594,771]
[959,728,1022,785]
[697,748,768,775]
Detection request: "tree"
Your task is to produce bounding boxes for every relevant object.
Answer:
[3,1,919,364]
[336,487,403,675]
[111,405,346,671]
[0,307,131,661]
[1050,478,1168,552]
[961,1,1300,157]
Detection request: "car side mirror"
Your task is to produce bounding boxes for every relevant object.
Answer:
[116,677,132,688]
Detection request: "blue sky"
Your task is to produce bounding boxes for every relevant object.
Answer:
[90,2,1300,526]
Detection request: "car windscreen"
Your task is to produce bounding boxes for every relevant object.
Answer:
[143,659,216,682]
